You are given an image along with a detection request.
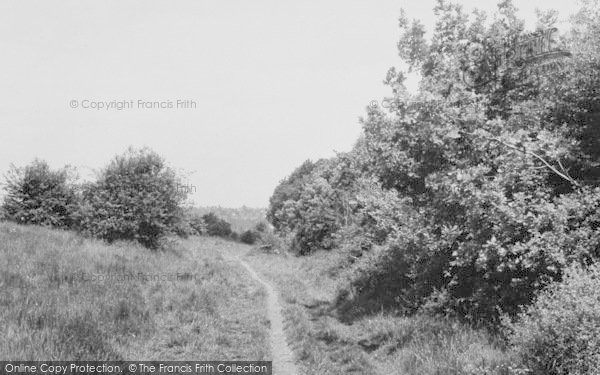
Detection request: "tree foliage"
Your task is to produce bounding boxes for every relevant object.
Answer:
[268,0,600,335]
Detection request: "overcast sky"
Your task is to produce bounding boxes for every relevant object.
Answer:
[0,0,576,207]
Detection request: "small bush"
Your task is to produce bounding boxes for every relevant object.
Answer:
[77,147,186,249]
[188,213,206,235]
[254,222,267,233]
[256,229,288,253]
[171,217,195,238]
[508,264,600,375]
[2,159,78,229]
[240,230,258,245]
[202,213,232,238]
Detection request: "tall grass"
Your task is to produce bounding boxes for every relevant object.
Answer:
[0,223,269,360]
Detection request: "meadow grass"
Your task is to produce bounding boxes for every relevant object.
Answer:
[241,246,515,375]
[0,222,269,360]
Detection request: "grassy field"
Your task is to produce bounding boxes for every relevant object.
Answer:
[0,222,270,361]
[0,220,517,374]
[240,247,515,375]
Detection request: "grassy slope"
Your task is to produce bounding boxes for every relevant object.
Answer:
[242,247,514,375]
[0,222,269,360]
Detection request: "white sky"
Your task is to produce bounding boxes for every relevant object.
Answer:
[0,0,576,207]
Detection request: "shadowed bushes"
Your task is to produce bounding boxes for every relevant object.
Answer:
[240,230,259,245]
[202,212,233,238]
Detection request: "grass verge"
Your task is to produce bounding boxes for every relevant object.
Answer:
[241,246,515,375]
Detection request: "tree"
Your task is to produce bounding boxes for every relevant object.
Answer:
[339,0,600,325]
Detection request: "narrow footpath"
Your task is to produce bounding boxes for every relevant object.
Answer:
[232,256,299,375]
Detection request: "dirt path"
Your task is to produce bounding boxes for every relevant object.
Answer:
[231,256,299,375]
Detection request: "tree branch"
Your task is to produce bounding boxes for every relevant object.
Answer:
[460,130,581,188]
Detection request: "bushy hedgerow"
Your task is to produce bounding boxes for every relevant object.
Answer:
[267,160,315,231]
[268,161,336,253]
[2,160,79,229]
[289,176,344,254]
[268,155,365,254]
[77,148,186,249]
[339,123,600,325]
[268,1,600,329]
[507,264,600,375]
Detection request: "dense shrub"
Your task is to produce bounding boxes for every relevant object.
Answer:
[2,159,78,229]
[77,148,186,249]
[171,212,196,238]
[289,176,343,254]
[340,109,600,325]
[256,227,288,253]
[268,155,365,254]
[267,160,315,232]
[334,213,435,321]
[336,177,410,254]
[254,222,267,233]
[202,213,232,238]
[508,264,600,375]
[188,213,207,235]
[240,230,258,245]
